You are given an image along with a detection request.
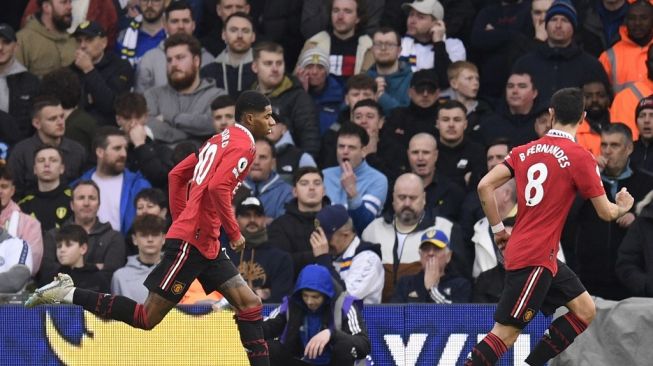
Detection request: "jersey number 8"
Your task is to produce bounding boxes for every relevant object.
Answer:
[525,163,548,206]
[193,143,218,184]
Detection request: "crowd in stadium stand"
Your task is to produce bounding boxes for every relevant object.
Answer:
[2,0,653,314]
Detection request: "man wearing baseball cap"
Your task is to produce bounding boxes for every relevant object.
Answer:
[310,204,384,304]
[632,95,653,173]
[0,23,40,143]
[390,229,470,303]
[71,21,134,126]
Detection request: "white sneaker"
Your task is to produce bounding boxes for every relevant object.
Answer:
[24,273,74,307]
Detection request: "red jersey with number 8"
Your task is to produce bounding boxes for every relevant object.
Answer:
[166,124,256,259]
[503,130,605,274]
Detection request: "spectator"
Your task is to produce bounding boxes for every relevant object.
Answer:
[145,33,225,146]
[366,27,413,115]
[70,21,134,125]
[0,226,33,293]
[77,127,151,235]
[610,43,653,140]
[404,133,465,222]
[579,0,630,57]
[435,100,486,192]
[200,12,256,99]
[137,0,213,93]
[381,69,441,170]
[391,229,471,303]
[8,95,86,199]
[579,79,613,157]
[263,264,371,366]
[530,0,554,44]
[572,123,653,300]
[599,1,653,93]
[470,181,517,303]
[210,95,236,133]
[199,0,250,57]
[295,47,345,136]
[134,188,168,220]
[116,0,166,66]
[301,0,374,80]
[312,204,383,304]
[39,180,126,287]
[114,92,174,191]
[18,145,72,231]
[0,165,42,276]
[323,123,388,234]
[226,197,294,303]
[54,224,110,292]
[266,116,317,185]
[252,41,320,157]
[0,23,40,143]
[301,0,385,39]
[39,67,97,156]
[478,70,541,147]
[470,0,532,101]
[16,0,77,77]
[444,61,493,145]
[632,95,653,173]
[362,173,465,302]
[512,0,610,105]
[111,214,166,303]
[400,0,465,81]
[616,190,653,297]
[268,167,330,278]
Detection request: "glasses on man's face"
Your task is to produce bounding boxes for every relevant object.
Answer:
[372,42,399,50]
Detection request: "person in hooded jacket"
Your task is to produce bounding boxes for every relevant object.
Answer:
[263,264,371,366]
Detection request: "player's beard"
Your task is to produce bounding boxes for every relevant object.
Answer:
[168,67,197,91]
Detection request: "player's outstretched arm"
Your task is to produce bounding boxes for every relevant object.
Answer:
[477,164,513,248]
[590,187,634,222]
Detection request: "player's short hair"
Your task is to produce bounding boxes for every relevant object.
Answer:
[55,224,89,246]
[93,126,127,151]
[115,92,148,118]
[40,68,81,109]
[337,122,369,147]
[447,61,478,81]
[31,95,61,119]
[253,41,283,60]
[346,74,377,93]
[165,0,193,19]
[438,99,467,115]
[235,90,270,122]
[33,144,64,164]
[352,99,384,117]
[72,180,100,202]
[550,87,585,126]
[255,138,276,158]
[134,188,168,209]
[223,11,254,30]
[132,214,167,235]
[293,166,323,186]
[164,33,201,58]
[602,122,634,144]
[210,95,236,112]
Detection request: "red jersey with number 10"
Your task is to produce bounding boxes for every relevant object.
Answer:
[166,124,256,259]
[503,130,605,275]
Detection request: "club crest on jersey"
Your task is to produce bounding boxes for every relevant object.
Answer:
[523,309,535,322]
[171,281,186,295]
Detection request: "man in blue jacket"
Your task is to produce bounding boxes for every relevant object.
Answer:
[76,127,151,236]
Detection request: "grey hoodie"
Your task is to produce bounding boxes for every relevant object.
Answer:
[111,255,157,303]
[145,78,225,145]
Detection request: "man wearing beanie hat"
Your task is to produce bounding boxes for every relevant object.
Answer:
[295,47,345,134]
[301,0,375,79]
[310,204,384,304]
[632,94,653,172]
[512,0,609,104]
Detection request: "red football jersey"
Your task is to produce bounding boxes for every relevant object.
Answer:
[503,130,605,274]
[166,124,255,259]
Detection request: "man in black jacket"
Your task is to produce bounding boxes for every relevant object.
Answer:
[616,192,653,297]
[70,21,134,125]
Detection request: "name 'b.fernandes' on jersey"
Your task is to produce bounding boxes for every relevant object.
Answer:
[166,124,256,259]
[503,130,605,275]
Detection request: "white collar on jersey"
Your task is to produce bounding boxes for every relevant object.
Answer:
[234,123,255,144]
[546,129,575,141]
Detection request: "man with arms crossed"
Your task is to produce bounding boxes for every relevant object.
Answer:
[465,88,634,366]
[26,90,276,366]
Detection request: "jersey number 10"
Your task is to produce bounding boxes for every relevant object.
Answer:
[193,143,218,185]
